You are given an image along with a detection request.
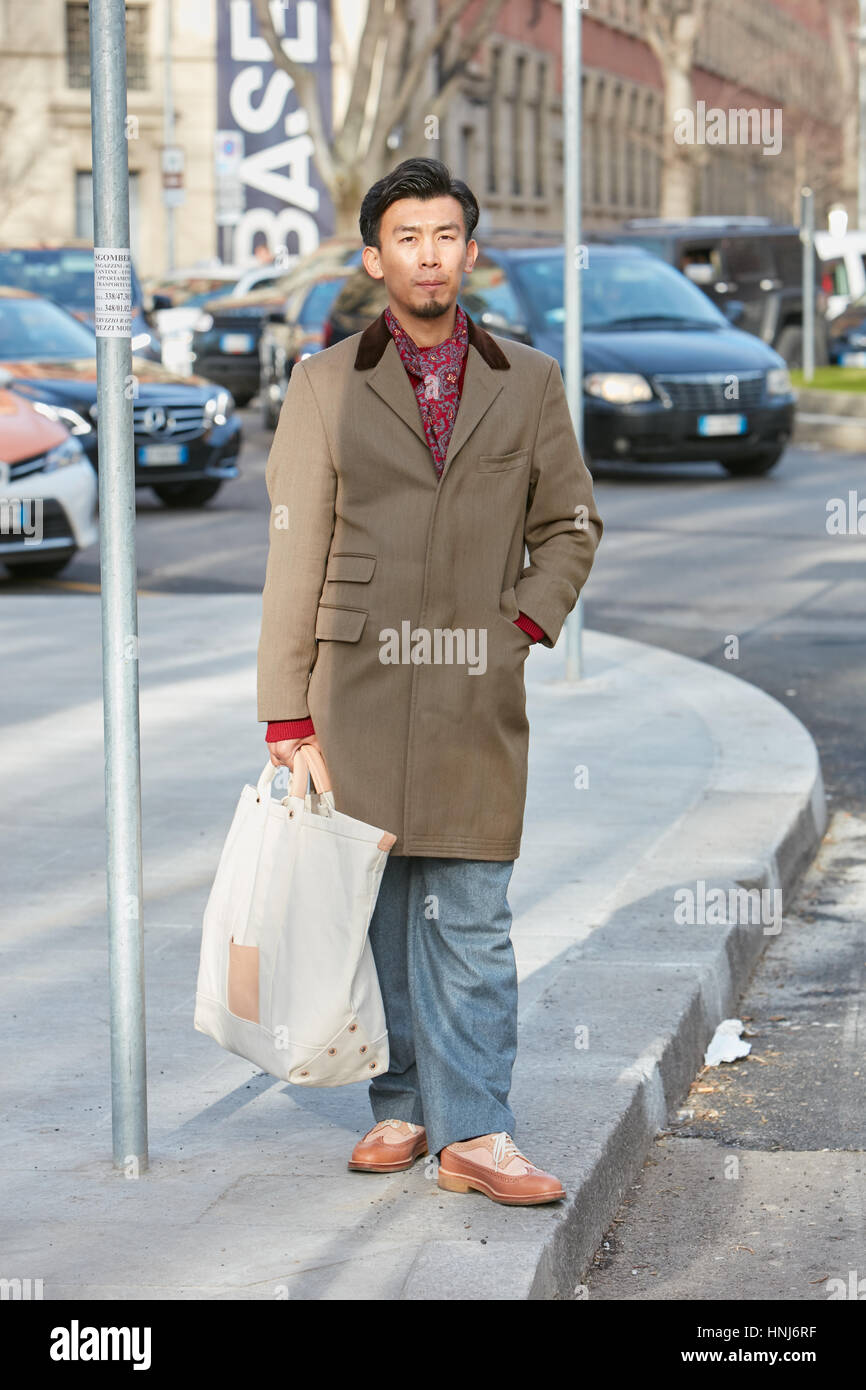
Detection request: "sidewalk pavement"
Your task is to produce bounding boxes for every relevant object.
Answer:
[0,593,825,1300]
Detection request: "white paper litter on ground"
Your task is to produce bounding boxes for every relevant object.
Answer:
[704,1017,752,1066]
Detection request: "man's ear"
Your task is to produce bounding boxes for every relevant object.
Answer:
[362,245,385,281]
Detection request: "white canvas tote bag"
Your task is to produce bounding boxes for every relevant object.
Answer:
[194,746,394,1085]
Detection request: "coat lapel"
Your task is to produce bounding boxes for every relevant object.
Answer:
[355,308,510,481]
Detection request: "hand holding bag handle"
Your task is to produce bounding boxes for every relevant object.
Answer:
[255,745,335,813]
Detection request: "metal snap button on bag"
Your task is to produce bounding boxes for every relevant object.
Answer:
[194,745,395,1085]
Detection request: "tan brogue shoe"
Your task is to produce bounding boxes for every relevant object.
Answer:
[437,1131,565,1205]
[348,1119,428,1172]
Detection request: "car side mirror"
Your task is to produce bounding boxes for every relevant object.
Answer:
[682,262,715,286]
[479,309,530,342]
[722,299,746,326]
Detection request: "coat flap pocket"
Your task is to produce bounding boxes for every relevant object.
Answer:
[477,448,530,473]
[325,552,376,583]
[315,603,368,641]
[499,586,520,619]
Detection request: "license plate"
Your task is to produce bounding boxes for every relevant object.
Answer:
[841,351,866,367]
[698,413,747,436]
[137,443,189,464]
[220,332,254,354]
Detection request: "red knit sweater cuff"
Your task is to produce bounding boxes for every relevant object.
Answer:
[265,717,315,742]
[514,611,546,643]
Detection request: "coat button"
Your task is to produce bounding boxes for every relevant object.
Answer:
[359,1044,367,1054]
[369,1062,377,1069]
[348,1023,357,1032]
[327,1046,337,1055]
[300,1070,309,1077]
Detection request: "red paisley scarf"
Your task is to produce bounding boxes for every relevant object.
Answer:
[384,303,469,478]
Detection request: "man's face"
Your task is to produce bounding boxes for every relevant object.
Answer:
[362,195,477,322]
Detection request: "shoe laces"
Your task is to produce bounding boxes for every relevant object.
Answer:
[491,1132,531,1172]
[370,1118,419,1136]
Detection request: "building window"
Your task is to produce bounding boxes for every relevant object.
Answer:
[511,53,525,197]
[66,3,149,90]
[533,60,545,198]
[459,124,475,188]
[624,89,638,209]
[487,47,501,194]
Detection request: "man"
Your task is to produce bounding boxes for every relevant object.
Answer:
[258,157,603,1206]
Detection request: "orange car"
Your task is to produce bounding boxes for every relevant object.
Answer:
[0,377,97,579]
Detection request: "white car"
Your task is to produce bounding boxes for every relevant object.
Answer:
[0,374,97,580]
[152,265,293,376]
[815,230,866,320]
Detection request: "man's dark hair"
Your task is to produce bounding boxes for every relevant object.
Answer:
[359,157,479,251]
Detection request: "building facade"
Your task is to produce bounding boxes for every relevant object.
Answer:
[0,0,851,279]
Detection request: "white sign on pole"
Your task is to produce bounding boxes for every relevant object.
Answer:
[215,130,244,226]
[93,246,132,336]
[161,144,185,208]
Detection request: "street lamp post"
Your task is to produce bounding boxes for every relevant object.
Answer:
[89,0,149,1171]
[562,0,584,681]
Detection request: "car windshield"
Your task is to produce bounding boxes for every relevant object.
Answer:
[0,248,143,310]
[510,250,728,331]
[0,294,98,359]
[151,276,240,307]
[178,284,240,310]
[298,277,347,327]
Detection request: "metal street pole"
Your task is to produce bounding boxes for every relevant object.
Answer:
[801,186,815,384]
[859,0,866,229]
[563,0,583,681]
[89,0,148,1171]
[164,0,175,271]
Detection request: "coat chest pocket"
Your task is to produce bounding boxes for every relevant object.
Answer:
[476,448,530,473]
[324,552,377,583]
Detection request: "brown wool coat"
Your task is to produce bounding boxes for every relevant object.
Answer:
[257,309,604,859]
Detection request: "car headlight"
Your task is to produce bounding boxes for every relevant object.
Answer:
[194,312,214,333]
[204,389,234,426]
[584,372,654,404]
[766,367,793,395]
[131,332,152,352]
[31,401,93,435]
[41,435,87,472]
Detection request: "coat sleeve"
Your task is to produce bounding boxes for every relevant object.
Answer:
[257,362,337,722]
[513,357,603,648]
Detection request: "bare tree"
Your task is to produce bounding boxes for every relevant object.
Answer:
[251,0,509,236]
[638,0,708,217]
[827,0,858,214]
[706,0,856,223]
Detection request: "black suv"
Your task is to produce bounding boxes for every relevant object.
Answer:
[607,217,828,369]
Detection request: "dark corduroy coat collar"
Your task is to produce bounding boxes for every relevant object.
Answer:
[353,307,511,372]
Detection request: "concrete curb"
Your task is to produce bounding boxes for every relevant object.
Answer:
[419,634,826,1301]
[793,387,866,451]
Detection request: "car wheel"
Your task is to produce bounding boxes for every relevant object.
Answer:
[152,480,223,507]
[722,448,784,477]
[262,391,280,430]
[4,553,74,579]
[774,325,803,368]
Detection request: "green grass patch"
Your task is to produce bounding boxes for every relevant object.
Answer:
[791,367,866,392]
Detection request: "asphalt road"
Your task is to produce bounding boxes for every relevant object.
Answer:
[5,410,864,1305]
